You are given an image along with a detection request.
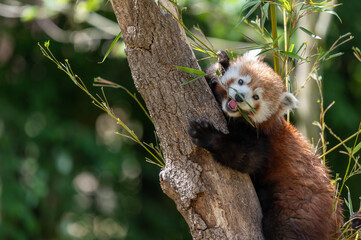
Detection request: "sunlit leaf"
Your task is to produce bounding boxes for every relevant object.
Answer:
[174,65,206,76]
[299,27,322,40]
[99,32,122,64]
[280,50,309,62]
[287,45,293,54]
[280,0,291,12]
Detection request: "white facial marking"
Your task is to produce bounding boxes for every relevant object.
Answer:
[220,66,240,85]
[251,101,272,123]
[229,84,251,100]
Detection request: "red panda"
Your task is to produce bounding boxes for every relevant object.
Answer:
[188,50,344,239]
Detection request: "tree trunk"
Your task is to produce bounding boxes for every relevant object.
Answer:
[110,0,264,239]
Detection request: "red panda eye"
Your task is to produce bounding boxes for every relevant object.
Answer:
[253,94,259,100]
[238,79,244,85]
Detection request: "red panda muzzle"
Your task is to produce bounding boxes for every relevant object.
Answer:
[227,99,238,111]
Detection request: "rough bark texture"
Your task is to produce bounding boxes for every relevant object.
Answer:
[110,0,264,239]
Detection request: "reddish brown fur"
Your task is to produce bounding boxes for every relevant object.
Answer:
[200,51,344,239]
[259,118,343,239]
[215,83,227,98]
[243,57,345,239]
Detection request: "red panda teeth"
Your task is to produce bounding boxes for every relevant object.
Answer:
[227,99,238,111]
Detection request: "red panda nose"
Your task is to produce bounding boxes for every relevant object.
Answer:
[235,93,245,102]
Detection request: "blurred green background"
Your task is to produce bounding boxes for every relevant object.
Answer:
[0,0,360,239]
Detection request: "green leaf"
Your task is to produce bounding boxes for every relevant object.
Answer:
[280,50,309,62]
[261,2,269,29]
[325,52,344,61]
[323,9,342,23]
[296,42,306,54]
[99,32,122,64]
[345,186,354,215]
[352,142,361,156]
[240,0,260,16]
[238,106,255,127]
[238,1,261,26]
[181,75,204,86]
[289,44,295,53]
[346,146,352,154]
[192,46,216,56]
[280,0,291,12]
[299,27,322,40]
[174,65,206,76]
[259,47,278,56]
[44,40,50,48]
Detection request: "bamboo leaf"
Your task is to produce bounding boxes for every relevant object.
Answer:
[174,65,206,76]
[326,52,344,61]
[299,27,322,40]
[238,106,255,127]
[323,9,342,23]
[296,42,307,54]
[345,186,354,215]
[289,44,295,53]
[259,47,278,55]
[261,2,269,29]
[238,1,261,26]
[194,25,214,50]
[280,50,309,62]
[352,142,361,156]
[279,0,291,12]
[99,31,122,64]
[181,75,204,86]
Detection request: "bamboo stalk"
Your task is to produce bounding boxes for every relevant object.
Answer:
[270,1,280,74]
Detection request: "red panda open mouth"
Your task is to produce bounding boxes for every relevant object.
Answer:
[227,99,238,112]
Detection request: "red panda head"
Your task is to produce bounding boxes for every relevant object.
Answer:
[216,50,298,124]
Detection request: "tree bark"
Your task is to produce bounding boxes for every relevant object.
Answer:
[110,0,264,239]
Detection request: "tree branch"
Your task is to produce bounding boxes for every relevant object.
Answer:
[110,0,264,239]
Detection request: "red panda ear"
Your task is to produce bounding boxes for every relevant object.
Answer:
[243,49,263,62]
[280,92,298,115]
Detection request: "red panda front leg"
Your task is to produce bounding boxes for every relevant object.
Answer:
[188,120,267,174]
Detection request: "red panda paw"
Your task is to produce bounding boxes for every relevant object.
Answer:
[188,120,220,149]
